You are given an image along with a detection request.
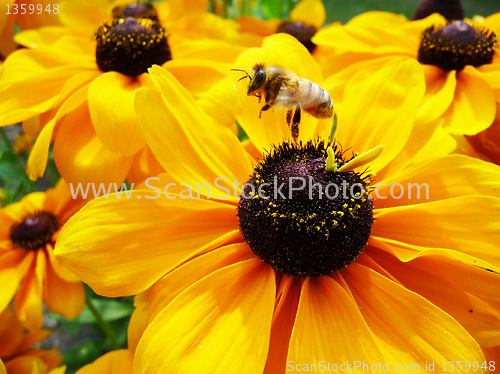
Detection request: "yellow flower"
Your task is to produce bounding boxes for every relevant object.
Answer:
[0,180,85,330]
[0,2,243,186]
[313,10,500,136]
[0,307,65,374]
[54,35,500,370]
[12,133,34,154]
[236,0,330,53]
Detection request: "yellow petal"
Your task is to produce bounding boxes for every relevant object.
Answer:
[157,0,208,23]
[196,77,239,130]
[375,154,500,209]
[373,196,500,269]
[0,45,95,126]
[344,263,486,363]
[53,101,133,186]
[469,63,500,103]
[134,258,275,374]
[290,0,326,29]
[366,246,500,347]
[148,241,253,321]
[442,70,496,135]
[288,275,386,364]
[164,58,229,97]
[322,56,394,103]
[169,35,247,64]
[76,350,132,374]
[59,0,111,31]
[88,72,146,156]
[416,65,456,124]
[136,66,252,198]
[336,59,425,173]
[55,193,238,296]
[0,250,27,314]
[126,146,166,185]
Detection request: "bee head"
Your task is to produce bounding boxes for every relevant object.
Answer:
[248,65,267,94]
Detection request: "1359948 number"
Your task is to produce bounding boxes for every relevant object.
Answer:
[6,3,59,14]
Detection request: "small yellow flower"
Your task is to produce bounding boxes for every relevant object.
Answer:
[0,306,65,374]
[0,180,86,330]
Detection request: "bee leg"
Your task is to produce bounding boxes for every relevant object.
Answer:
[259,104,272,119]
[286,110,293,127]
[291,102,301,143]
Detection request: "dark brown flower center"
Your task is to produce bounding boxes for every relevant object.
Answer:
[112,2,158,21]
[277,21,317,53]
[237,140,373,277]
[412,0,464,21]
[418,21,498,72]
[10,211,59,250]
[95,17,171,76]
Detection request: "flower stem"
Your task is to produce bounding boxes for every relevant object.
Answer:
[85,297,122,350]
[0,128,11,148]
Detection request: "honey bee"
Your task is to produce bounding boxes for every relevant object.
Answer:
[232,63,334,142]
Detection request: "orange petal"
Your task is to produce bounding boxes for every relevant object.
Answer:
[53,101,133,186]
[336,59,425,173]
[88,72,146,156]
[55,193,238,297]
[262,276,301,374]
[344,263,486,363]
[373,196,500,269]
[4,355,47,374]
[134,258,275,374]
[288,275,386,364]
[366,246,500,347]
[442,70,496,135]
[75,349,133,374]
[0,308,24,357]
[27,83,90,181]
[13,250,45,330]
[43,251,85,320]
[148,242,253,321]
[374,154,500,209]
[136,66,252,198]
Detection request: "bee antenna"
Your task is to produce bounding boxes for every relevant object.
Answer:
[231,68,251,81]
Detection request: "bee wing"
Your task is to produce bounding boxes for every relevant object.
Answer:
[271,79,301,109]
